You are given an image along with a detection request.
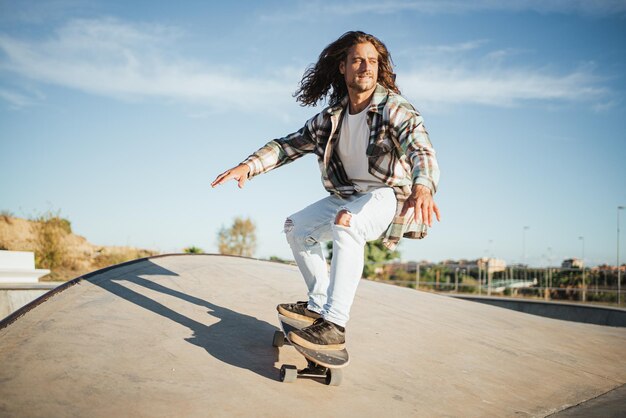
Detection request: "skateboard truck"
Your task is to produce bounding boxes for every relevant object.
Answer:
[274,331,344,386]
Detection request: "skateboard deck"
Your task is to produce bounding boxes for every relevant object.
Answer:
[274,313,349,385]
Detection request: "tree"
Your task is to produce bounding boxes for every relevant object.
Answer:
[183,246,203,254]
[326,239,400,279]
[362,240,400,278]
[218,217,257,257]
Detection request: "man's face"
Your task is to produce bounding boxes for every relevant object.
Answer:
[339,42,379,94]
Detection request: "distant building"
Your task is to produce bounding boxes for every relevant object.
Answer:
[440,259,475,270]
[592,264,626,272]
[561,258,583,269]
[384,260,433,275]
[385,258,506,275]
[476,257,507,273]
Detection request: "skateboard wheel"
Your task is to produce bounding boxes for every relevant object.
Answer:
[325,368,342,386]
[280,365,297,383]
[272,331,285,347]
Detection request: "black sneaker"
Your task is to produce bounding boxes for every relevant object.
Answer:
[289,318,346,350]
[277,301,321,324]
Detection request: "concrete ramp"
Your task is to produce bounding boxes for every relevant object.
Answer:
[0,254,624,417]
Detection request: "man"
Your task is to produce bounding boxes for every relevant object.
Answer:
[212,31,440,351]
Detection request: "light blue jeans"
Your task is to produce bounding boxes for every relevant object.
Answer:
[284,187,397,327]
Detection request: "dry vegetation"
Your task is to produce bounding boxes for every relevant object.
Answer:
[0,213,157,281]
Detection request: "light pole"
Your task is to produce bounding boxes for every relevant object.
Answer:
[579,236,585,302]
[522,226,530,263]
[545,265,552,301]
[618,206,625,306]
[477,262,482,295]
[523,226,530,281]
[415,261,420,291]
[462,269,466,292]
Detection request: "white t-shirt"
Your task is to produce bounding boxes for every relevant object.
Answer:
[336,107,385,192]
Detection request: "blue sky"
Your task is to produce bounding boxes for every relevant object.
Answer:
[1,0,625,267]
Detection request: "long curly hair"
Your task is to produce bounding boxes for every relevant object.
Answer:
[294,31,399,107]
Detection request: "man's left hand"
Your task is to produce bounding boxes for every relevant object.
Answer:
[400,184,441,227]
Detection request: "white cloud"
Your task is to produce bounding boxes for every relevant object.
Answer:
[261,0,626,20]
[0,88,40,109]
[394,39,608,111]
[399,64,607,110]
[416,40,488,55]
[0,18,297,110]
[0,18,611,112]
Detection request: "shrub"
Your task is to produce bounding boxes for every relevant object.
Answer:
[1,210,14,224]
[31,211,71,269]
[93,248,157,269]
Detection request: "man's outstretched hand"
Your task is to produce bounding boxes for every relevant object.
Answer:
[400,184,441,227]
[211,164,251,189]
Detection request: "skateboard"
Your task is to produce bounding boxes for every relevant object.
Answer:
[273,313,349,386]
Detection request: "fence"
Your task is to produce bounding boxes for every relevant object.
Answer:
[374,265,626,308]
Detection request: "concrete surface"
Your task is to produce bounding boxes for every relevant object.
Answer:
[0,254,625,417]
[450,294,626,327]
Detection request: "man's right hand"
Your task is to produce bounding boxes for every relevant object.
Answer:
[211,164,251,189]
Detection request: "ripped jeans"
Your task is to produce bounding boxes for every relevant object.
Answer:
[284,187,397,327]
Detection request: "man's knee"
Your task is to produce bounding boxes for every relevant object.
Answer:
[335,210,352,227]
[284,218,294,234]
[284,217,316,246]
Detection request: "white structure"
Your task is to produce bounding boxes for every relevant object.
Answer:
[0,250,50,283]
[477,257,507,273]
[562,258,584,269]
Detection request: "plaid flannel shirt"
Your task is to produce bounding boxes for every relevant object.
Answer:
[242,84,440,250]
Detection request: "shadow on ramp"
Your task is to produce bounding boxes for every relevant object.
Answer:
[87,259,281,381]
